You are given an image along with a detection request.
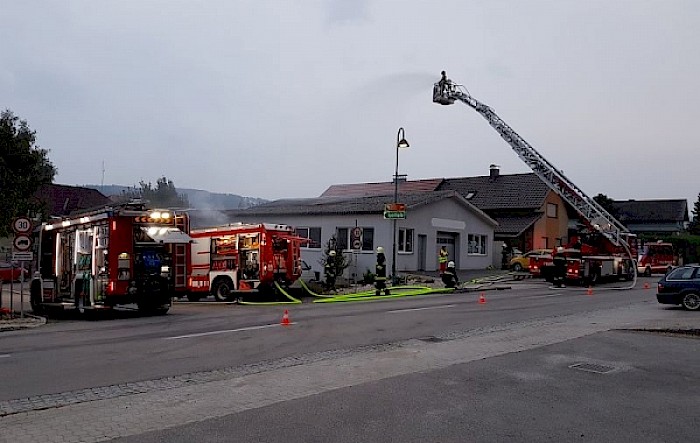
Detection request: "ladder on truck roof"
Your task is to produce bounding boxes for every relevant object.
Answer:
[432,74,629,246]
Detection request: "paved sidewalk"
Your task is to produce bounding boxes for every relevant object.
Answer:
[0,280,44,331]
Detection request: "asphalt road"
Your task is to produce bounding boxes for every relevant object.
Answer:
[1,276,698,442]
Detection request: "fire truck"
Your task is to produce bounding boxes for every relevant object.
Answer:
[186,223,306,302]
[636,241,676,276]
[30,201,191,314]
[433,73,636,285]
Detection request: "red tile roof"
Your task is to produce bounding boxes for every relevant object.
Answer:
[33,184,112,217]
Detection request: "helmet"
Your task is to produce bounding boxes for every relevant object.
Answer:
[448,261,455,268]
[376,246,384,254]
[557,247,564,252]
[329,250,336,256]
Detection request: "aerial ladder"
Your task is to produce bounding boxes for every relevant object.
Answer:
[432,73,630,249]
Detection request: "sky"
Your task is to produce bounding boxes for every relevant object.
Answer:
[2,0,698,209]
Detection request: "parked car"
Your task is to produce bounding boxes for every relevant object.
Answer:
[0,262,26,282]
[656,265,700,311]
[509,249,551,272]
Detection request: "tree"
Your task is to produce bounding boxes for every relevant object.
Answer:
[0,110,56,237]
[119,176,189,208]
[320,235,349,279]
[688,192,700,235]
[592,193,619,219]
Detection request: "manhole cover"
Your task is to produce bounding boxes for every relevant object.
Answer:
[569,363,616,374]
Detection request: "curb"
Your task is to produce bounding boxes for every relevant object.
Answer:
[0,313,47,332]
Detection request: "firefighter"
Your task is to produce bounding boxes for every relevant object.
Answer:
[439,70,451,94]
[375,246,390,296]
[441,261,460,288]
[553,247,567,287]
[324,250,338,292]
[438,246,449,274]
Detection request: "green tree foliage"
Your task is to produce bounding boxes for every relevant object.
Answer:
[592,193,619,219]
[0,110,56,237]
[688,192,700,235]
[119,176,189,208]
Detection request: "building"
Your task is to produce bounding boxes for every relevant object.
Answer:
[611,199,689,237]
[189,191,497,281]
[33,184,112,218]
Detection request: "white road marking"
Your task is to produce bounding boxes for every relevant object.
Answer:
[388,304,457,314]
[545,292,564,297]
[164,323,292,340]
[0,354,11,358]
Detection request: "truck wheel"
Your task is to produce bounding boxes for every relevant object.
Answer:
[512,263,523,272]
[213,278,234,302]
[644,267,652,277]
[681,292,700,311]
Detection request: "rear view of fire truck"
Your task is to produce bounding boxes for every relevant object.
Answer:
[31,201,191,314]
[433,73,636,285]
[187,223,305,302]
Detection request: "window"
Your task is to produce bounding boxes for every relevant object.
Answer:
[295,227,321,249]
[467,234,487,255]
[398,228,414,253]
[546,203,558,218]
[336,227,374,251]
[667,267,696,280]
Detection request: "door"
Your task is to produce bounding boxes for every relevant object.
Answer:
[436,232,457,269]
[417,235,427,271]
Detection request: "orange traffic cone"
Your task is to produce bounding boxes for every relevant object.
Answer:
[643,282,650,289]
[281,309,291,326]
[478,293,486,304]
[586,286,593,296]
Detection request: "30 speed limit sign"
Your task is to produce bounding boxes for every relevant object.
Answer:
[13,217,33,234]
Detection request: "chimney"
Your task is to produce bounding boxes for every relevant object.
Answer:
[489,164,500,180]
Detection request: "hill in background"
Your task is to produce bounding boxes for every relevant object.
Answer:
[85,185,268,210]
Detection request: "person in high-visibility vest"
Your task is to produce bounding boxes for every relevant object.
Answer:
[438,246,449,274]
[374,246,390,296]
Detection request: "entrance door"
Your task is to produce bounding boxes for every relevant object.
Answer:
[417,235,427,271]
[436,232,457,269]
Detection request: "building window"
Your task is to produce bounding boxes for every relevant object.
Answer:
[546,203,558,218]
[398,228,414,253]
[295,227,321,249]
[467,234,487,255]
[336,227,374,251]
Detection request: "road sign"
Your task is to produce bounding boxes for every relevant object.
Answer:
[351,239,362,250]
[13,234,32,251]
[12,217,32,234]
[350,227,363,250]
[12,251,33,261]
[351,227,362,238]
[383,203,406,219]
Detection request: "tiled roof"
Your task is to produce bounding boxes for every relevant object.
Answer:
[33,184,112,217]
[320,179,444,198]
[189,190,497,228]
[492,213,543,236]
[436,173,549,210]
[612,199,689,223]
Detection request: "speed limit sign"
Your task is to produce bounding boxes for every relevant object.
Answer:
[13,217,32,234]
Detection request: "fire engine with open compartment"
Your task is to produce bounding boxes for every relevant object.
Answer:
[186,223,306,302]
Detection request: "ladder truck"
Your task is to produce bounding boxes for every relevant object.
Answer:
[433,73,636,285]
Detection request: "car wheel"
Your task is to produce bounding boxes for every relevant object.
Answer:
[213,278,234,302]
[681,292,700,311]
[512,263,523,272]
[644,267,652,277]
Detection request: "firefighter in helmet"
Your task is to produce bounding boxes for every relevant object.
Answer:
[324,250,338,292]
[374,246,390,296]
[552,246,567,288]
[441,261,460,288]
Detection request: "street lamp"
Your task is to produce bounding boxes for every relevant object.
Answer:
[392,127,410,285]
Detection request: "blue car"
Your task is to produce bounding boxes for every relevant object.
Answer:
[656,265,700,311]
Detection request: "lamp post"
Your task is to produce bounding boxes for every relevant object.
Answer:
[392,127,410,285]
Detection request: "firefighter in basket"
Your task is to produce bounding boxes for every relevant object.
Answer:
[324,250,338,292]
[441,261,460,288]
[374,246,390,296]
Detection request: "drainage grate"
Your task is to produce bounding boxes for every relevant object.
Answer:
[569,363,616,374]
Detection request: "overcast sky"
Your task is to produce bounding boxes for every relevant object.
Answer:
[2,1,698,208]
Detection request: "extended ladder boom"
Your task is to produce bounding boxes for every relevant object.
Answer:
[433,77,628,245]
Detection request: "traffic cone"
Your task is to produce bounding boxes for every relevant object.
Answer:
[643,282,650,289]
[281,309,291,326]
[478,293,486,304]
[586,286,593,296]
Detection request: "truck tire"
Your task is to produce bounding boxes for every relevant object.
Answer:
[212,277,235,302]
[512,263,523,272]
[643,267,652,277]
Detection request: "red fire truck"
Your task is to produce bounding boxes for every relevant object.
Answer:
[186,223,306,301]
[636,241,676,276]
[30,202,191,314]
